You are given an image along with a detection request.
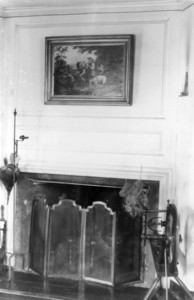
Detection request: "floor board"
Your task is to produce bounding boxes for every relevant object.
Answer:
[0,271,193,300]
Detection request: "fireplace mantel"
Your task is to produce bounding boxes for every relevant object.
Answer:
[22,172,126,188]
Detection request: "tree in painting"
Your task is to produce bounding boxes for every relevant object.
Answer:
[53,44,125,98]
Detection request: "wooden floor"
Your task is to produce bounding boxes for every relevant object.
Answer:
[0,270,193,300]
[0,271,146,300]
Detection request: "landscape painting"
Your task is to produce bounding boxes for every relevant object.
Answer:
[44,35,135,105]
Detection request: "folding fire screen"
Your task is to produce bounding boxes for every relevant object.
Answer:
[29,186,142,286]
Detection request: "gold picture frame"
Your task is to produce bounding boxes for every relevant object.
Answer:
[44,35,135,105]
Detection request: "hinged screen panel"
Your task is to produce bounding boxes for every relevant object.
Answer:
[29,195,47,275]
[48,199,82,280]
[114,213,142,285]
[83,202,116,285]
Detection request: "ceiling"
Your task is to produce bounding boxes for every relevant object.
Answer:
[0,0,193,17]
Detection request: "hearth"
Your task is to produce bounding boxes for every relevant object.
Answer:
[14,172,159,287]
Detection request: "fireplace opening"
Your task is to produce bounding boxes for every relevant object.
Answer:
[15,172,160,287]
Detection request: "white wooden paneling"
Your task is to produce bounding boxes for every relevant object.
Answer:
[14,17,167,118]
[2,12,180,205]
[2,4,194,290]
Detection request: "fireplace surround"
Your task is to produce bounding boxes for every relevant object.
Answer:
[14,172,160,287]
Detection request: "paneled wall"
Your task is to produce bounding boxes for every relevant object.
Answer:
[175,6,194,290]
[2,11,182,209]
[0,6,183,262]
[1,10,181,249]
[0,17,4,156]
[2,4,194,290]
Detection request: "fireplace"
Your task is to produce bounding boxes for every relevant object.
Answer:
[15,172,159,287]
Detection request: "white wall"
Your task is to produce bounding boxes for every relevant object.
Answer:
[175,5,194,290]
[0,17,4,159]
[0,17,11,251]
[3,11,182,203]
[2,5,194,289]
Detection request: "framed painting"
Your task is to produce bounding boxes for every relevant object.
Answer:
[44,35,135,105]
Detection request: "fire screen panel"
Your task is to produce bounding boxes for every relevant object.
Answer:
[83,202,116,285]
[47,199,82,279]
[29,195,47,275]
[114,213,142,284]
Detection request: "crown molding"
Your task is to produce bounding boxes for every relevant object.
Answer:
[180,0,194,9]
[0,1,193,18]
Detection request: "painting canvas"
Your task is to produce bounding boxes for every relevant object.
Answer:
[44,35,135,105]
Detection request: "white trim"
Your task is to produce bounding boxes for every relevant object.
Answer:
[180,0,194,10]
[0,1,194,18]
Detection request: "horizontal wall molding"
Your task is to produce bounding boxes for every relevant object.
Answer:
[14,17,170,29]
[0,1,193,18]
[19,146,164,157]
[16,113,166,120]
[16,119,165,133]
[17,127,164,136]
[16,112,166,120]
